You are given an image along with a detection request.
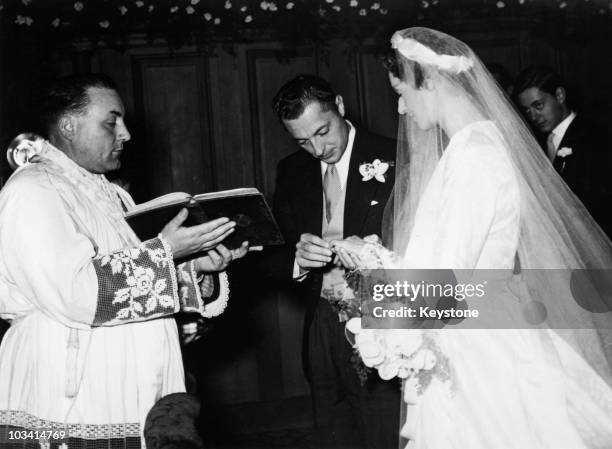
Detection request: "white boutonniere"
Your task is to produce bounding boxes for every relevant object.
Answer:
[556,147,572,172]
[359,159,392,182]
[557,147,573,158]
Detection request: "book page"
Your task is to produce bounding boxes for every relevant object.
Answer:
[126,192,192,216]
[192,187,260,202]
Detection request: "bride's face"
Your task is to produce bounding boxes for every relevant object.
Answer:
[388,71,437,131]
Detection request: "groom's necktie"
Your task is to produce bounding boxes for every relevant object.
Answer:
[323,163,341,223]
[546,131,557,162]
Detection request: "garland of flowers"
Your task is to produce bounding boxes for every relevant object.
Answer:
[2,0,611,49]
[0,0,393,47]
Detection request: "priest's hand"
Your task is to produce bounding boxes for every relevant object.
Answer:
[161,208,236,259]
[194,241,249,273]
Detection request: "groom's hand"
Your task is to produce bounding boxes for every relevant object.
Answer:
[295,233,333,271]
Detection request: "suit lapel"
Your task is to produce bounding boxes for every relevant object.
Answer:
[344,131,380,237]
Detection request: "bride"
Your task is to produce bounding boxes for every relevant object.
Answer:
[333,27,612,448]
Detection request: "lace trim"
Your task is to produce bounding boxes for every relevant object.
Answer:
[92,237,179,326]
[201,272,229,318]
[0,410,140,439]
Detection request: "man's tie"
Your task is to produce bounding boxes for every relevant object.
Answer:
[323,163,341,223]
[546,131,557,162]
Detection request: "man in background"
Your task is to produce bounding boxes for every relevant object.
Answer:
[515,65,612,236]
[263,74,400,449]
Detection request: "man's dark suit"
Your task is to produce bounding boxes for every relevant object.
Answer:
[266,127,400,449]
[543,114,612,237]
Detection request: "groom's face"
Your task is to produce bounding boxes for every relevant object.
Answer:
[283,97,349,164]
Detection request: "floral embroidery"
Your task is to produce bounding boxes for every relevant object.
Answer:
[92,237,178,325]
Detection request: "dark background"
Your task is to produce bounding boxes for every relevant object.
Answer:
[1,0,611,446]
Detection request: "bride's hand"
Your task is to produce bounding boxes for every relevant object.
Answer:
[330,236,368,270]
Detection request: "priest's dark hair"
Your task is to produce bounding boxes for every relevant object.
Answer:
[38,73,118,139]
[272,74,338,121]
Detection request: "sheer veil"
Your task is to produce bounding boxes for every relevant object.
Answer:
[381,27,612,442]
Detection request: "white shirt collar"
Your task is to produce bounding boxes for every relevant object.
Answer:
[320,120,355,190]
[551,111,576,150]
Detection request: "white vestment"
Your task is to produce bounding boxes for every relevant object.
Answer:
[0,143,228,448]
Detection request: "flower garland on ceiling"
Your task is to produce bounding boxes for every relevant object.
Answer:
[1,0,394,47]
[1,0,611,48]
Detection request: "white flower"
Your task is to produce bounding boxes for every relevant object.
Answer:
[359,159,390,182]
[371,2,380,9]
[148,5,154,12]
[119,5,128,15]
[286,2,294,9]
[245,15,253,22]
[186,6,195,14]
[384,330,423,357]
[135,1,144,7]
[350,0,358,6]
[191,0,200,4]
[74,1,84,11]
[51,18,61,27]
[204,12,212,20]
[22,0,32,5]
[170,5,179,13]
[224,0,232,9]
[357,338,385,367]
[359,8,366,15]
[241,6,247,11]
[332,5,341,11]
[269,2,278,11]
[346,316,362,334]
[260,1,269,10]
[380,8,388,14]
[557,147,573,158]
[496,1,505,8]
[214,17,221,24]
[326,0,334,3]
[378,360,399,380]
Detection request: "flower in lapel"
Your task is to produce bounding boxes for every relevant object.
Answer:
[556,147,572,172]
[557,147,573,158]
[359,159,391,183]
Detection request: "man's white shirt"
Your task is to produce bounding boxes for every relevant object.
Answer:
[551,111,576,151]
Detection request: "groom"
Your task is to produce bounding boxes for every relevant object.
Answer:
[266,74,400,449]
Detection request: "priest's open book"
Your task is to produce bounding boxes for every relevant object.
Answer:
[125,187,284,250]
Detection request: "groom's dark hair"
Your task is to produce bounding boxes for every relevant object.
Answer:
[272,74,338,121]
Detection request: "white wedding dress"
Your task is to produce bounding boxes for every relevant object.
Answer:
[391,121,612,448]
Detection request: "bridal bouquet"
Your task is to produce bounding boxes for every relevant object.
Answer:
[346,318,451,399]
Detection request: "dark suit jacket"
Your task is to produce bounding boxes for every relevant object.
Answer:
[262,127,396,318]
[547,114,612,236]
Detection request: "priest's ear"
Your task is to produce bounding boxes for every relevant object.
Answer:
[58,115,77,140]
